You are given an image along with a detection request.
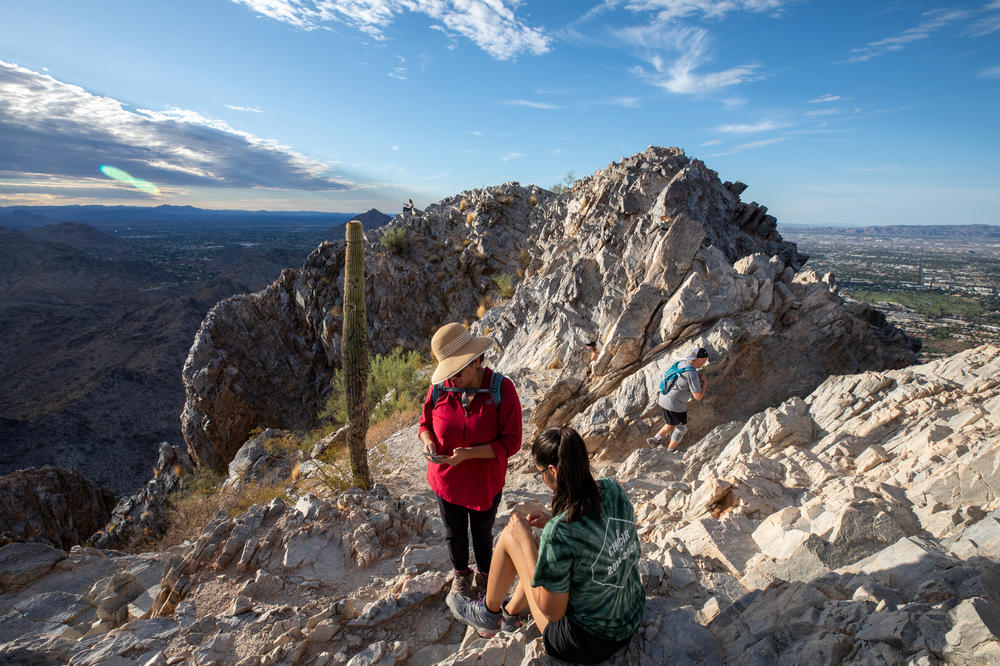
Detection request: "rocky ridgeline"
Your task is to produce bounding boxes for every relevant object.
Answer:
[0,467,116,550]
[3,344,999,664]
[479,149,918,453]
[180,146,918,474]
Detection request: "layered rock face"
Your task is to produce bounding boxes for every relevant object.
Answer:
[0,467,116,550]
[3,345,999,664]
[181,146,918,472]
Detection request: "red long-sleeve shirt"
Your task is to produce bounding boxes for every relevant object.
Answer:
[418,367,522,511]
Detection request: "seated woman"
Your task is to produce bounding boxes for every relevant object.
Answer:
[450,426,645,664]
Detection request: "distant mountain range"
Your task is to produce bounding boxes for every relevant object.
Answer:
[780,223,1000,239]
[0,204,390,229]
[0,212,385,494]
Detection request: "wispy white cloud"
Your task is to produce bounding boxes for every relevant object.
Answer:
[501,151,525,161]
[225,104,263,112]
[624,26,763,94]
[707,136,788,156]
[843,8,976,63]
[466,130,483,136]
[805,108,841,117]
[583,96,641,108]
[969,11,1000,36]
[622,0,789,22]
[504,99,563,110]
[231,0,550,61]
[713,120,789,133]
[808,93,841,103]
[700,138,722,146]
[388,66,408,80]
[0,60,352,191]
[978,64,1000,78]
[722,97,747,109]
[390,145,399,150]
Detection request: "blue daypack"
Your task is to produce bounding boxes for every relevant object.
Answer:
[431,372,504,410]
[659,361,693,395]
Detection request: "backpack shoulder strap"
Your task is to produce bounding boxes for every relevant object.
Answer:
[431,383,442,405]
[489,372,504,406]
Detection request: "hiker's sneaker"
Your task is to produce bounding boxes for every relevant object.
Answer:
[501,607,526,632]
[646,437,660,448]
[473,570,488,598]
[450,596,502,637]
[449,569,474,600]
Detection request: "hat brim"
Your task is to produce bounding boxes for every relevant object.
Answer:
[431,336,493,384]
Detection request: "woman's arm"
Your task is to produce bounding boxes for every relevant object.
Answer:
[438,443,495,466]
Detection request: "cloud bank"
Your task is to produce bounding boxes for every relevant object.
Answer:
[0,61,352,192]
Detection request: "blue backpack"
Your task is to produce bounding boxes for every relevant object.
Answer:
[431,372,505,410]
[659,362,692,395]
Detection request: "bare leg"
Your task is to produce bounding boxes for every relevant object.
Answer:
[655,423,675,439]
[487,517,550,632]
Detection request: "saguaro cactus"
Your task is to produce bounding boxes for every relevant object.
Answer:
[342,220,371,489]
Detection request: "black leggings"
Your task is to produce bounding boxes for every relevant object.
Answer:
[436,492,502,572]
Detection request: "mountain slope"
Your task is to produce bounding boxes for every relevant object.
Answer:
[179,146,920,471]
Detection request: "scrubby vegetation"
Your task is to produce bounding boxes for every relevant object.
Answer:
[322,347,429,425]
[135,348,430,552]
[380,226,409,255]
[493,273,516,299]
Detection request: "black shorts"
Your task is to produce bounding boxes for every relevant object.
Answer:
[542,617,630,664]
[662,409,688,426]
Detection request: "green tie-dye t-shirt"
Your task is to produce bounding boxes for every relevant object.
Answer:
[531,478,644,641]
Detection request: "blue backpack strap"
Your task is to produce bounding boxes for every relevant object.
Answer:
[489,372,503,406]
[431,383,442,405]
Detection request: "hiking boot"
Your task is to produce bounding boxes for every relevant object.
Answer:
[646,436,660,448]
[449,569,474,600]
[450,596,502,637]
[473,570,488,598]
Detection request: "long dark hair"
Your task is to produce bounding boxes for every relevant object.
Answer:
[532,426,601,523]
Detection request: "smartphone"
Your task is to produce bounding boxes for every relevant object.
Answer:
[423,451,444,463]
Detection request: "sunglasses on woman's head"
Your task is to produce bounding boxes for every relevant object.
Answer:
[533,469,546,482]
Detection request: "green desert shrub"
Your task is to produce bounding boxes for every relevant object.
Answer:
[493,273,516,299]
[322,347,429,425]
[380,226,409,255]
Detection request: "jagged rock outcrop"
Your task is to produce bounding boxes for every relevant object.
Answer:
[3,345,999,663]
[181,146,918,473]
[90,443,194,551]
[0,467,116,550]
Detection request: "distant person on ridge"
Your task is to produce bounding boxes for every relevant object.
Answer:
[403,198,414,214]
[647,346,709,452]
[419,323,522,604]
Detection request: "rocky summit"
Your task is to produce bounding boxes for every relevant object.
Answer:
[2,344,998,664]
[180,146,918,473]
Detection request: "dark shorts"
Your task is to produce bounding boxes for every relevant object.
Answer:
[662,409,688,426]
[543,617,630,664]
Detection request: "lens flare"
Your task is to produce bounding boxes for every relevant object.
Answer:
[99,165,160,195]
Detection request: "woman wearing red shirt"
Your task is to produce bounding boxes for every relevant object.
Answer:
[419,323,522,602]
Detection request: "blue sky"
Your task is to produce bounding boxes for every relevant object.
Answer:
[1,0,998,225]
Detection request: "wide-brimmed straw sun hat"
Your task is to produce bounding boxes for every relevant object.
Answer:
[431,323,494,384]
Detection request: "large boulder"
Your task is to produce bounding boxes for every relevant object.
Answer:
[0,467,116,550]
